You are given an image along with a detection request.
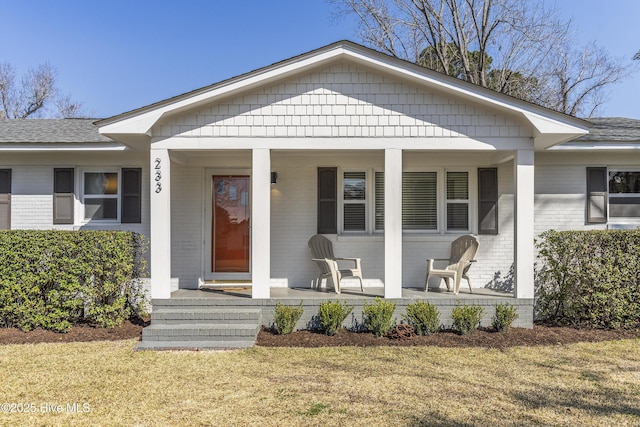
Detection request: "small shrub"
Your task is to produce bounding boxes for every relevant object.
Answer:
[403,301,440,335]
[363,297,396,337]
[492,303,519,332]
[451,303,485,336]
[318,300,353,336]
[273,302,304,335]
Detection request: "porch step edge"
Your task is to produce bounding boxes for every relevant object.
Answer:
[135,340,256,351]
[142,324,260,337]
[151,308,261,322]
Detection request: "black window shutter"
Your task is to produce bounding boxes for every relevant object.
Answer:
[317,167,337,234]
[586,167,607,224]
[53,168,74,225]
[0,169,11,230]
[121,168,142,224]
[478,168,498,235]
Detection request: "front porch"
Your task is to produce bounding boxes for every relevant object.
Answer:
[137,286,533,350]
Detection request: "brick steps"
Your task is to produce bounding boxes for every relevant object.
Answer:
[136,301,261,350]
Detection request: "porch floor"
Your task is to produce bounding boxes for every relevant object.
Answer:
[172,286,514,301]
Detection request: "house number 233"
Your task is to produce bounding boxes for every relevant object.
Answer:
[154,158,162,193]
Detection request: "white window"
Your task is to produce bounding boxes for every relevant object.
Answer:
[446,171,470,231]
[403,172,438,230]
[372,169,470,233]
[83,171,119,221]
[342,171,367,232]
[608,170,640,219]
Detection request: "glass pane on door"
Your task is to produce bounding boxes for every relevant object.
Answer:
[212,176,250,273]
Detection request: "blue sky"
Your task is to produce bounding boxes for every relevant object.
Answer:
[0,0,637,119]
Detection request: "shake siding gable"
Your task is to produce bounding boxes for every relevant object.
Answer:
[156,62,529,141]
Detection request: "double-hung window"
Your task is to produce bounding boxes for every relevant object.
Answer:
[402,172,438,230]
[342,171,367,232]
[83,171,119,221]
[52,167,142,225]
[446,171,470,231]
[373,170,470,232]
[608,170,640,219]
[319,167,481,234]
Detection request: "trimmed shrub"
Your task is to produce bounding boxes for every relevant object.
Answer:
[403,301,440,335]
[0,230,148,332]
[363,297,396,337]
[492,303,519,332]
[273,302,303,335]
[318,300,353,336]
[451,303,485,336]
[536,230,640,329]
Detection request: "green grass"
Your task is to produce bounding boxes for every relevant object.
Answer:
[0,339,639,426]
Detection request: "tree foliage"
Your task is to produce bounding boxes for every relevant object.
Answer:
[0,62,85,119]
[332,0,631,117]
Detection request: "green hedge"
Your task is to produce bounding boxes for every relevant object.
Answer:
[0,230,148,332]
[536,230,640,329]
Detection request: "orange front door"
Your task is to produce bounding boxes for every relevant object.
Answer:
[212,176,250,273]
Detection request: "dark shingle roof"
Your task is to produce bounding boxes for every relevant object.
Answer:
[575,117,640,142]
[0,118,114,143]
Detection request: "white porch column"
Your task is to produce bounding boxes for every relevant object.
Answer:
[384,148,403,298]
[251,149,271,298]
[514,149,535,299]
[150,148,172,299]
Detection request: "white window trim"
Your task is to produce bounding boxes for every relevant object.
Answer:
[79,168,121,224]
[338,169,369,234]
[444,169,472,233]
[343,167,476,235]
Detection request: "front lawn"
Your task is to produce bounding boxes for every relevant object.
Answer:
[0,339,639,426]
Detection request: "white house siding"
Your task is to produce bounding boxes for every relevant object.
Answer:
[270,160,321,288]
[531,151,640,235]
[11,166,55,229]
[471,162,515,291]
[170,164,203,289]
[533,165,595,234]
[0,151,149,236]
[155,61,530,141]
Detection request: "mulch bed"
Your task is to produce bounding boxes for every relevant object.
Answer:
[0,319,148,345]
[256,325,640,350]
[1,320,639,349]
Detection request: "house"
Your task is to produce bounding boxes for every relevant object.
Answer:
[1,41,639,348]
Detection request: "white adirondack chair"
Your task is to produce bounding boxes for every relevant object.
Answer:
[308,234,364,294]
[426,235,479,294]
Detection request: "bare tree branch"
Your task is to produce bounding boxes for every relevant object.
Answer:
[0,62,85,119]
[331,0,632,116]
